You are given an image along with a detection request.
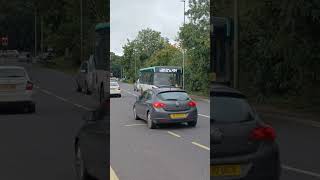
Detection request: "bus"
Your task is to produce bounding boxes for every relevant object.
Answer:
[136,66,182,93]
[91,22,109,103]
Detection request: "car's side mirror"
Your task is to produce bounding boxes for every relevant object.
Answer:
[82,110,98,122]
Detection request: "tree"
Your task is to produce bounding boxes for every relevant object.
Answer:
[178,0,210,93]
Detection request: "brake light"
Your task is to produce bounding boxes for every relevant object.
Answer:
[26,81,33,90]
[188,101,197,107]
[249,125,276,141]
[153,102,166,108]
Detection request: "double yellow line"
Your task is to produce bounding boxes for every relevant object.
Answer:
[110,166,119,180]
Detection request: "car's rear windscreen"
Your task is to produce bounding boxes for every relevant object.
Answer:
[212,96,255,123]
[157,91,190,101]
[0,69,25,78]
[110,82,118,86]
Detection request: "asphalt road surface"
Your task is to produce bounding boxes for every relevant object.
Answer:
[0,58,99,180]
[112,82,320,180]
[1,58,319,180]
[110,82,210,180]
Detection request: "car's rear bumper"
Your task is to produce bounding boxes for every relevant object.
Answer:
[151,110,198,124]
[210,142,281,180]
[0,93,33,102]
[110,89,121,95]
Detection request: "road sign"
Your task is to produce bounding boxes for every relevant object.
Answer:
[1,37,8,46]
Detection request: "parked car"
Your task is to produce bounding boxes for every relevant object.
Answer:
[0,66,35,113]
[74,100,109,180]
[133,87,197,129]
[76,60,94,94]
[18,52,31,63]
[210,84,281,180]
[110,81,121,97]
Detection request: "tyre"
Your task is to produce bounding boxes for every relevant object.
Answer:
[74,146,92,180]
[76,82,82,92]
[99,85,104,103]
[187,121,197,127]
[147,112,156,129]
[133,107,140,120]
[84,82,91,95]
[29,103,36,113]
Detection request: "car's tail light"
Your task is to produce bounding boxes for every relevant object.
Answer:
[153,102,166,108]
[188,101,197,107]
[249,125,276,141]
[26,81,33,90]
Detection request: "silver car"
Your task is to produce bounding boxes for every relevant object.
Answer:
[133,87,198,129]
[0,66,35,113]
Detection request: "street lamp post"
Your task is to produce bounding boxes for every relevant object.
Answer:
[181,0,186,89]
[80,0,83,62]
[233,0,239,88]
[34,8,37,57]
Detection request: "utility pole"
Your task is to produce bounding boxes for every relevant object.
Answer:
[80,0,83,62]
[34,8,37,57]
[41,16,43,54]
[181,0,186,89]
[233,0,239,88]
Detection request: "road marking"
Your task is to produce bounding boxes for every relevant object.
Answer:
[110,166,120,180]
[39,88,93,111]
[282,165,320,178]
[124,124,146,127]
[199,114,209,118]
[167,131,181,138]
[122,89,138,97]
[192,142,210,151]
[73,103,92,111]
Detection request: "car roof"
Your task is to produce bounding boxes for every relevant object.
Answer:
[211,84,245,97]
[0,66,25,70]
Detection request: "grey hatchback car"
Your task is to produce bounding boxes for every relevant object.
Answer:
[211,84,281,180]
[133,88,198,129]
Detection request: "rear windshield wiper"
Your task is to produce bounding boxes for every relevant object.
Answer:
[6,75,24,77]
[165,98,178,101]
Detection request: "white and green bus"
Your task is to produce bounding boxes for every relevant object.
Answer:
[136,66,183,93]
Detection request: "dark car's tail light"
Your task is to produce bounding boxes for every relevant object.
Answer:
[153,102,166,108]
[188,101,197,107]
[26,81,33,90]
[249,125,276,141]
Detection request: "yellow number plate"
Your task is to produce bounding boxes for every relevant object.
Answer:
[211,165,241,176]
[170,114,187,119]
[0,84,16,91]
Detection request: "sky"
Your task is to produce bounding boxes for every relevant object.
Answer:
[110,0,189,56]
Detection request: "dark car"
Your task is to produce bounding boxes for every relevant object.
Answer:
[74,100,109,180]
[210,84,281,180]
[133,87,198,129]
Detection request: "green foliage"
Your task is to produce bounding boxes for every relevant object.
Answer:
[215,0,320,106]
[119,0,210,94]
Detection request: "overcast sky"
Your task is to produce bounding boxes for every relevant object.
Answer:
[110,0,189,55]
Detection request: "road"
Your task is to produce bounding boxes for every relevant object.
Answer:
[113,82,320,180]
[110,82,210,180]
[1,59,319,180]
[0,59,99,180]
